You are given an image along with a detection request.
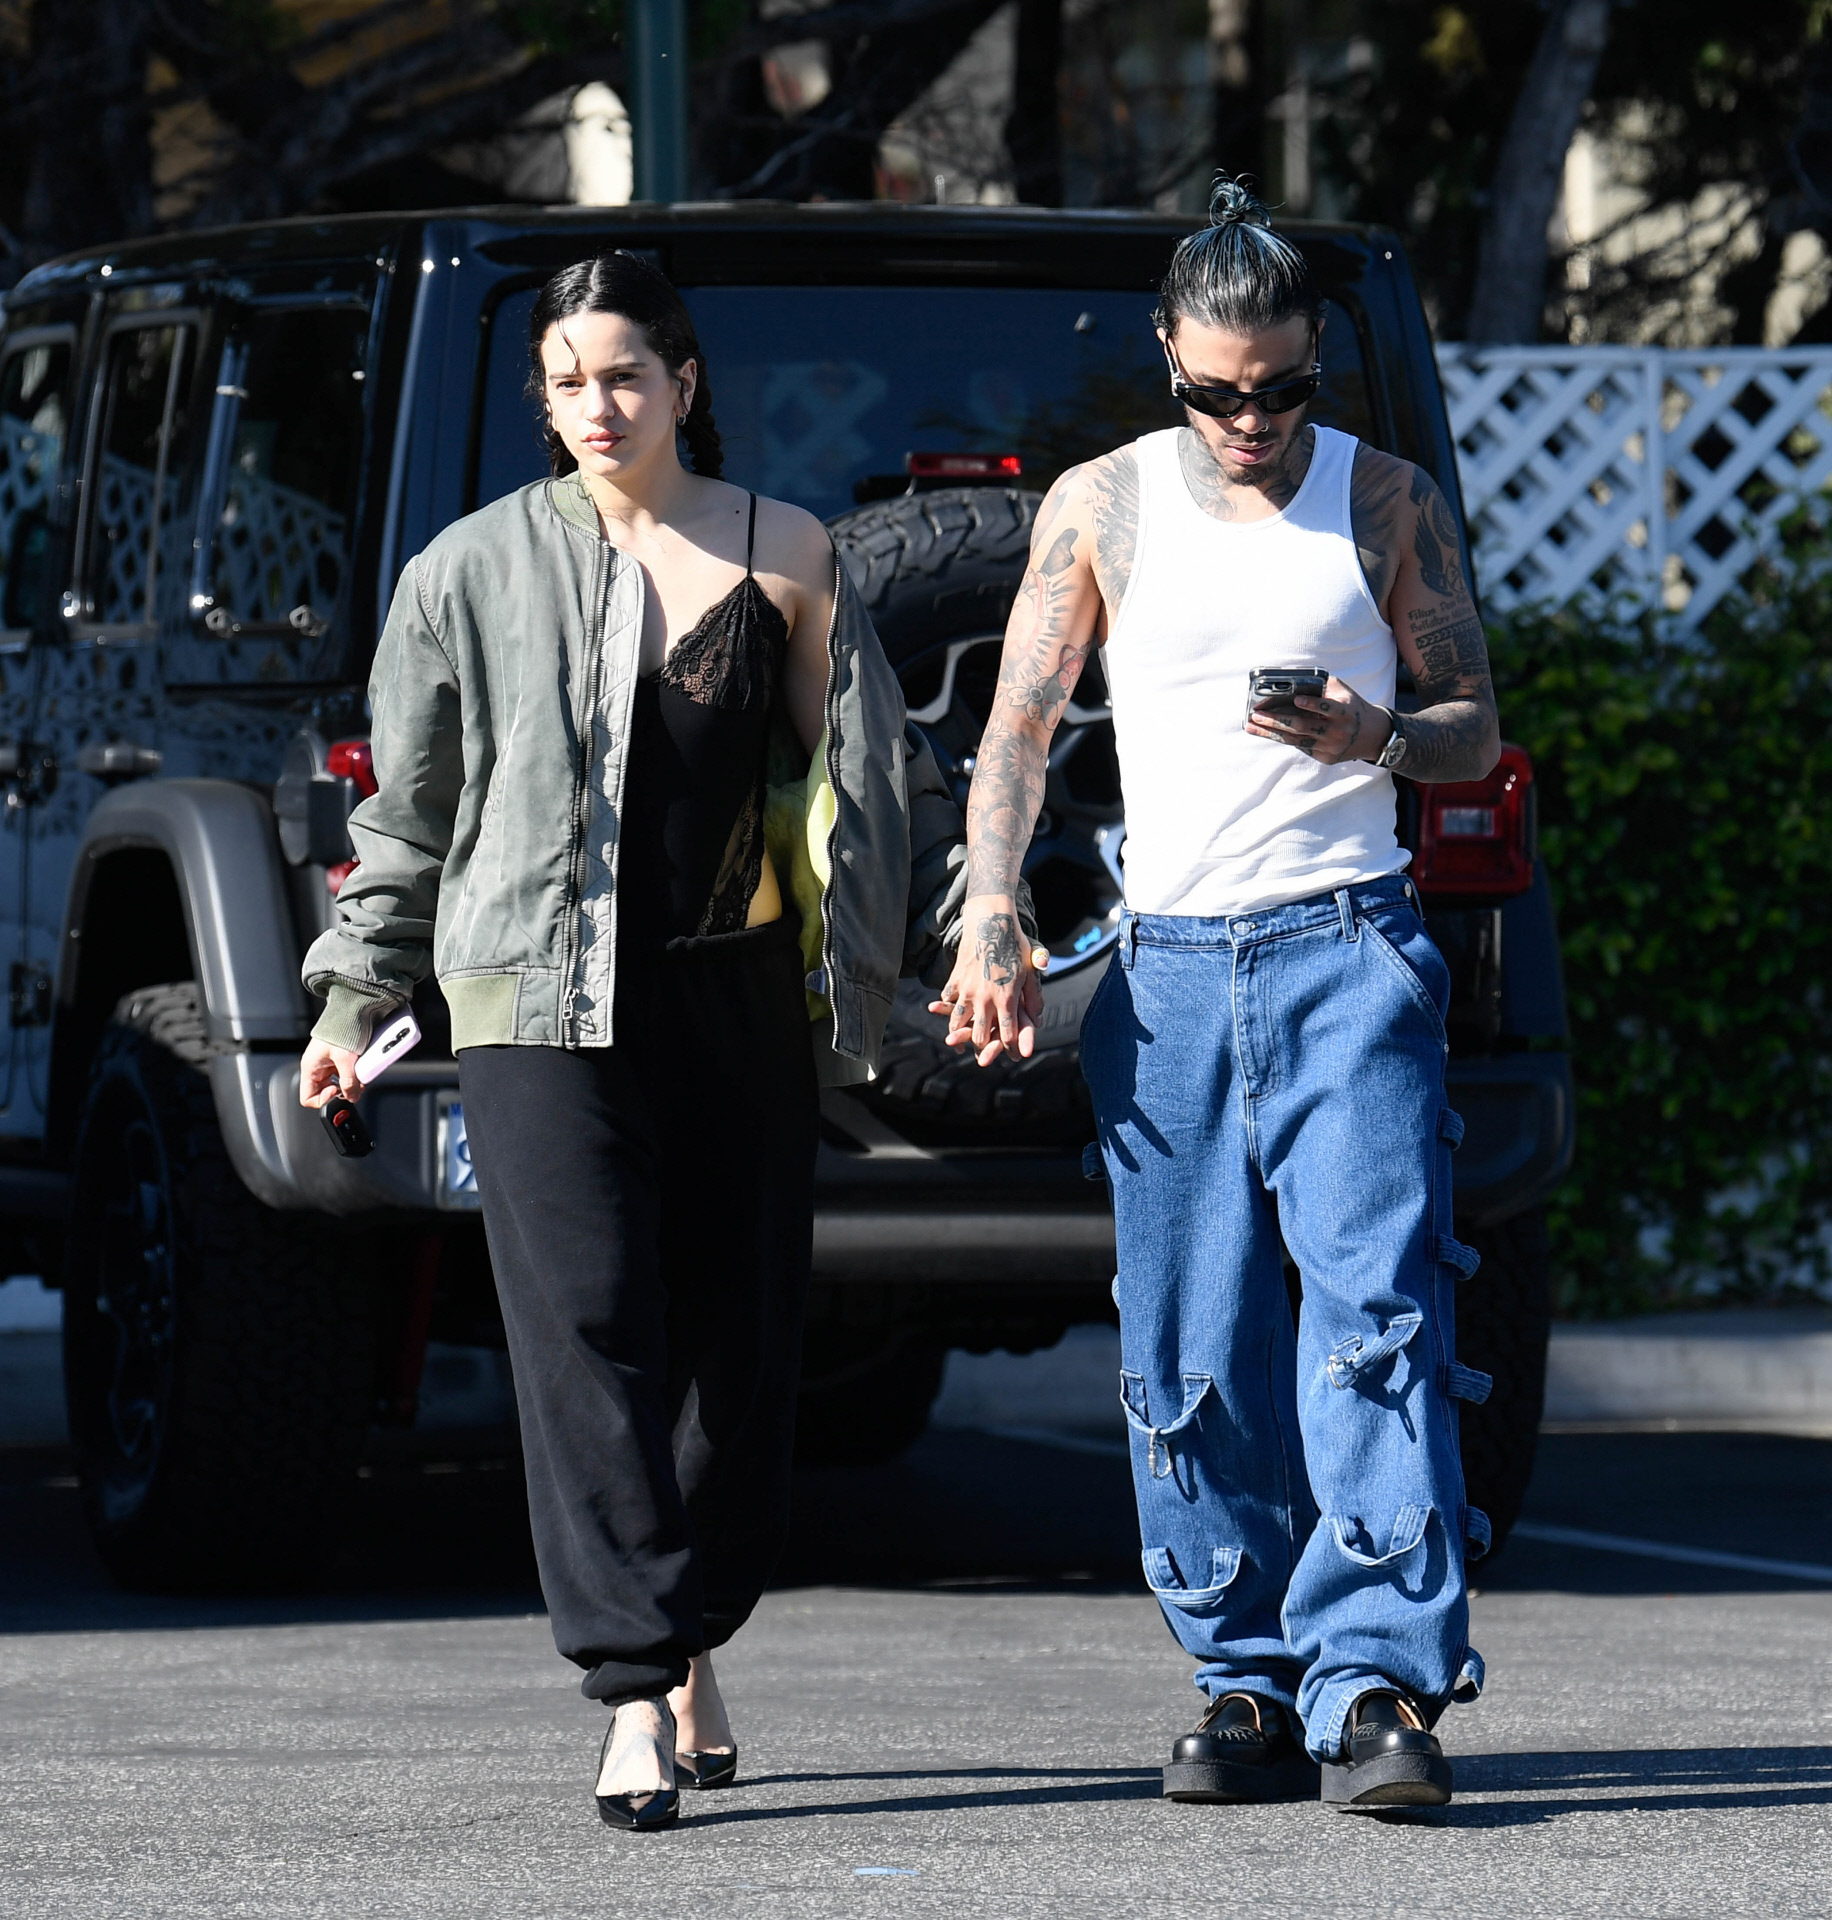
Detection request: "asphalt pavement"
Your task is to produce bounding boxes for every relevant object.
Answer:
[2,1332,1830,1918]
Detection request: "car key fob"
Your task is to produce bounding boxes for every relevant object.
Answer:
[319,1095,373,1158]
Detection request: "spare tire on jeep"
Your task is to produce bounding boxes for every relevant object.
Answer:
[830,485,1124,1146]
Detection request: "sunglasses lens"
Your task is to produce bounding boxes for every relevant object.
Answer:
[1263,376,1321,415]
[1176,382,1244,419]
[1174,373,1319,419]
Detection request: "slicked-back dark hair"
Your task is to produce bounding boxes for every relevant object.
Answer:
[526,251,723,478]
[1153,174,1321,340]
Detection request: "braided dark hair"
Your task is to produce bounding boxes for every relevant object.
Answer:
[1153,173,1320,340]
[526,251,724,478]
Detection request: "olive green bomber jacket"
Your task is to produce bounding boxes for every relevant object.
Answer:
[302,475,976,1086]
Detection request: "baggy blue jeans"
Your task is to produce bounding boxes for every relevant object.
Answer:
[1080,874,1488,1763]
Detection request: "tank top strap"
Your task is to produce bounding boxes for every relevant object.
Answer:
[744,492,758,576]
[1290,424,1355,535]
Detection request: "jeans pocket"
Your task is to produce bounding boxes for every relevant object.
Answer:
[1328,1503,1432,1569]
[1361,916,1450,1045]
[1143,1543,1243,1616]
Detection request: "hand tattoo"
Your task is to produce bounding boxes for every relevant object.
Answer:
[975,912,1025,987]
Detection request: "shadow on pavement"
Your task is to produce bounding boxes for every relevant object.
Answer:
[3,1421,1830,1635]
[1445,1745,1832,1824]
[673,1767,1164,1825]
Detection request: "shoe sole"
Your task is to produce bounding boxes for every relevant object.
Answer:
[1320,1751,1453,1812]
[676,1750,739,1791]
[1164,1753,1322,1804]
[596,1789,682,1831]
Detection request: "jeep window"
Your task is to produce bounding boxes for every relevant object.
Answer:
[79,324,197,632]
[199,307,368,635]
[0,334,72,634]
[474,286,1376,522]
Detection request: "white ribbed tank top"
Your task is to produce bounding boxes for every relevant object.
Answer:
[1103,424,1408,917]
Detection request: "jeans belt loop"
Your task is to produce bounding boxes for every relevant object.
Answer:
[1334,887,1359,942]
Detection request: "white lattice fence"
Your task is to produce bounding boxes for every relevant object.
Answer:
[1436,345,1832,625]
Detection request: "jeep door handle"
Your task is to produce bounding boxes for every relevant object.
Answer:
[76,741,161,780]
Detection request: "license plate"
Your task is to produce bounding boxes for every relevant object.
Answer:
[437,1098,482,1210]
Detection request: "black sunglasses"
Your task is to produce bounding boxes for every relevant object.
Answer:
[1165,348,1322,420]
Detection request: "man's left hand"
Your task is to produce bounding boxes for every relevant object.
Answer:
[1245,673,1391,766]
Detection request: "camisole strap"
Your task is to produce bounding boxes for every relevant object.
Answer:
[745,493,758,575]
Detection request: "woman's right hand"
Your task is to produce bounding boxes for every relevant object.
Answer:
[300,1039,361,1108]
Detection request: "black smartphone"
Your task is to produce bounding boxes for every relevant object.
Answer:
[1246,666,1329,724]
[318,1095,374,1159]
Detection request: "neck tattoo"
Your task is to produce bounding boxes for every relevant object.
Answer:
[1178,423,1313,522]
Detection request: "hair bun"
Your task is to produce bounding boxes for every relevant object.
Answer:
[1208,172,1271,230]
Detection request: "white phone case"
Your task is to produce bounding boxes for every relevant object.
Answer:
[355,1008,422,1085]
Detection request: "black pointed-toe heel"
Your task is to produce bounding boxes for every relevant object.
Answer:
[675,1746,739,1791]
[1320,1690,1453,1813]
[595,1704,682,1831]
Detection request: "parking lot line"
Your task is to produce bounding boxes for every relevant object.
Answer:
[1511,1521,1832,1584]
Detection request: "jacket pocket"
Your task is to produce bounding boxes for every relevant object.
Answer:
[1142,1543,1242,1616]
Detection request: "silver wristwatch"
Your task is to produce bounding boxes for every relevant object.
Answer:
[1374,709,1408,771]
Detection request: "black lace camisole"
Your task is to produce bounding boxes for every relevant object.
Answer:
[617,494,792,946]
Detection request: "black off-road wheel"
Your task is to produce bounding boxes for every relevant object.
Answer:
[1453,1206,1552,1555]
[61,984,376,1591]
[830,486,1124,1145]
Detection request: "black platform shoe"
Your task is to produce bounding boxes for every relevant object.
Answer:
[1163,1692,1321,1803]
[1320,1691,1453,1813]
[596,1701,681,1831]
[674,1746,738,1791]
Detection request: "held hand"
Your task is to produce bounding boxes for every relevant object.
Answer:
[300,1038,362,1109]
[1246,674,1392,766]
[927,896,1048,1066]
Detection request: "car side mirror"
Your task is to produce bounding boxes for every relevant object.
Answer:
[2,509,50,630]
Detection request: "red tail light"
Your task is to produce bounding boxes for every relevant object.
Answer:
[327,738,376,798]
[905,451,1023,479]
[1409,743,1535,899]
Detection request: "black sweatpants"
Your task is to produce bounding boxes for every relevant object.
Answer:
[458,915,819,1708]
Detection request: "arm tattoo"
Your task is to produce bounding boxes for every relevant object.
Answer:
[974,911,1025,986]
[1393,609,1497,781]
[1349,447,1408,608]
[965,723,1048,898]
[1408,468,1467,601]
[965,498,1093,898]
[1087,447,1140,608]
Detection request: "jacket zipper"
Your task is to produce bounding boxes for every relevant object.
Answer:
[817,553,844,1028]
[556,538,608,1046]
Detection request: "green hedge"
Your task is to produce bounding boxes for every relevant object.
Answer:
[1486,539,1832,1317]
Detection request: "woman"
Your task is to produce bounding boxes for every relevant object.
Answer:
[299,253,970,1831]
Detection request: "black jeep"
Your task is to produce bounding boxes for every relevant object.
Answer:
[0,204,1573,1586]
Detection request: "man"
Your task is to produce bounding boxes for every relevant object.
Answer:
[933,175,1498,1814]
